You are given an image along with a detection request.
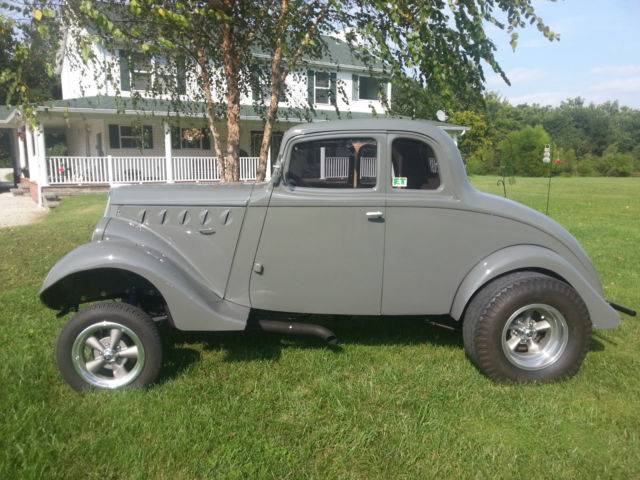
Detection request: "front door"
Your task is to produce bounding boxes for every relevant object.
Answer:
[250,133,386,315]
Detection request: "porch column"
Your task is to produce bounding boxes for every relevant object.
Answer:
[35,123,48,187]
[25,124,35,177]
[320,146,326,179]
[266,147,272,180]
[17,130,26,176]
[164,121,174,183]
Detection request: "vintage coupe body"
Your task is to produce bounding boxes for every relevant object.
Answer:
[41,119,633,390]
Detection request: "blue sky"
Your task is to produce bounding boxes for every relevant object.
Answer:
[484,0,640,107]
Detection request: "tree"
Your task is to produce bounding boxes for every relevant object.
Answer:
[0,3,61,115]
[61,0,558,182]
[498,125,550,177]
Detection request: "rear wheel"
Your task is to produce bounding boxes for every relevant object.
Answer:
[462,272,592,383]
[57,302,163,391]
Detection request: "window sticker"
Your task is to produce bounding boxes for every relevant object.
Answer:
[392,176,407,188]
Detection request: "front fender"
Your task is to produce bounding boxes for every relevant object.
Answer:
[40,239,249,331]
[450,245,620,329]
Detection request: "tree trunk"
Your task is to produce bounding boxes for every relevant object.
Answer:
[197,48,226,181]
[222,21,240,182]
[256,46,286,182]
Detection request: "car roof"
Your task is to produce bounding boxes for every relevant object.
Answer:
[286,118,458,140]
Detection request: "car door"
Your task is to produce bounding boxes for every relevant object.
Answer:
[381,133,463,315]
[250,132,387,315]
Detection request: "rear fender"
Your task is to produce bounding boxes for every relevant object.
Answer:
[450,245,620,329]
[39,239,248,331]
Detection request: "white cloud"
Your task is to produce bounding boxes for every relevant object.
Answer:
[590,65,640,77]
[588,77,640,94]
[487,67,546,87]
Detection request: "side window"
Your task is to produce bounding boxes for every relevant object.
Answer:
[286,138,377,189]
[391,138,440,190]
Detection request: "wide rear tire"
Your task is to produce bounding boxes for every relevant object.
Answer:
[462,272,592,383]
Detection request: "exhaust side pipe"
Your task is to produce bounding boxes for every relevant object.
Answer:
[256,319,338,345]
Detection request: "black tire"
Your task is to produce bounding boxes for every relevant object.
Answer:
[56,302,163,391]
[462,271,592,383]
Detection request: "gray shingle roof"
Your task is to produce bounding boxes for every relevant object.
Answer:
[38,96,385,121]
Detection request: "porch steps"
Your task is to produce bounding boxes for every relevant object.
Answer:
[44,193,60,209]
[10,184,30,196]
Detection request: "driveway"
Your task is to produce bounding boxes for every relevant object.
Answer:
[0,191,47,228]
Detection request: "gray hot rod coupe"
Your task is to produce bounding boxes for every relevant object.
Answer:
[41,119,635,390]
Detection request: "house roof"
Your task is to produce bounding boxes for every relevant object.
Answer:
[0,106,18,124]
[37,96,386,122]
[253,36,385,73]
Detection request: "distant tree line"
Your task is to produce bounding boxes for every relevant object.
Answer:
[393,86,640,177]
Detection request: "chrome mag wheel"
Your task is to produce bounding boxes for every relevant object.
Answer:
[71,321,146,389]
[501,304,569,371]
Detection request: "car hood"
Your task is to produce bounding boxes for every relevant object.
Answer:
[463,187,603,292]
[108,182,255,207]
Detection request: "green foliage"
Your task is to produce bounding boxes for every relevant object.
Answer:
[0,4,61,118]
[498,125,550,177]
[394,89,640,177]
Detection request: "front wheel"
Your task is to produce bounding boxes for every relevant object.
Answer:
[57,302,163,391]
[462,272,592,383]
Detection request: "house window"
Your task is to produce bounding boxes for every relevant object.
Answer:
[119,51,186,94]
[171,127,211,150]
[131,54,153,91]
[360,77,383,100]
[314,72,331,105]
[353,75,387,101]
[391,138,440,190]
[108,124,153,149]
[286,137,377,189]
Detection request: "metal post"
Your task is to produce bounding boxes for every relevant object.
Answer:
[164,121,174,183]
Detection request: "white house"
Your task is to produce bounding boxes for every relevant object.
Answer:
[0,34,467,205]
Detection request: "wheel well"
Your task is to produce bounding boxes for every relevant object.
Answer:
[40,267,168,315]
[457,267,571,323]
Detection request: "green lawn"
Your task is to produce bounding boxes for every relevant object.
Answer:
[1,177,639,479]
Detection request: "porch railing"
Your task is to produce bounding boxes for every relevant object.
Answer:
[47,155,261,185]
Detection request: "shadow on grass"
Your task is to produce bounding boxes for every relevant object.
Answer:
[159,313,608,382]
[160,314,463,375]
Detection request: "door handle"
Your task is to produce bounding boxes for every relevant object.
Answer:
[198,227,216,235]
[366,211,384,219]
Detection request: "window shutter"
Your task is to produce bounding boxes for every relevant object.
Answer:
[171,127,181,149]
[352,74,359,101]
[330,72,337,105]
[201,128,211,150]
[307,70,315,106]
[175,56,187,95]
[108,124,120,149]
[142,125,153,149]
[119,50,131,91]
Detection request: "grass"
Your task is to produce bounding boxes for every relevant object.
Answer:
[1,176,639,479]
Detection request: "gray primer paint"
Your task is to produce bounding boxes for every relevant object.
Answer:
[40,118,620,330]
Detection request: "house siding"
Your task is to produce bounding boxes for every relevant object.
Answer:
[59,35,390,114]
